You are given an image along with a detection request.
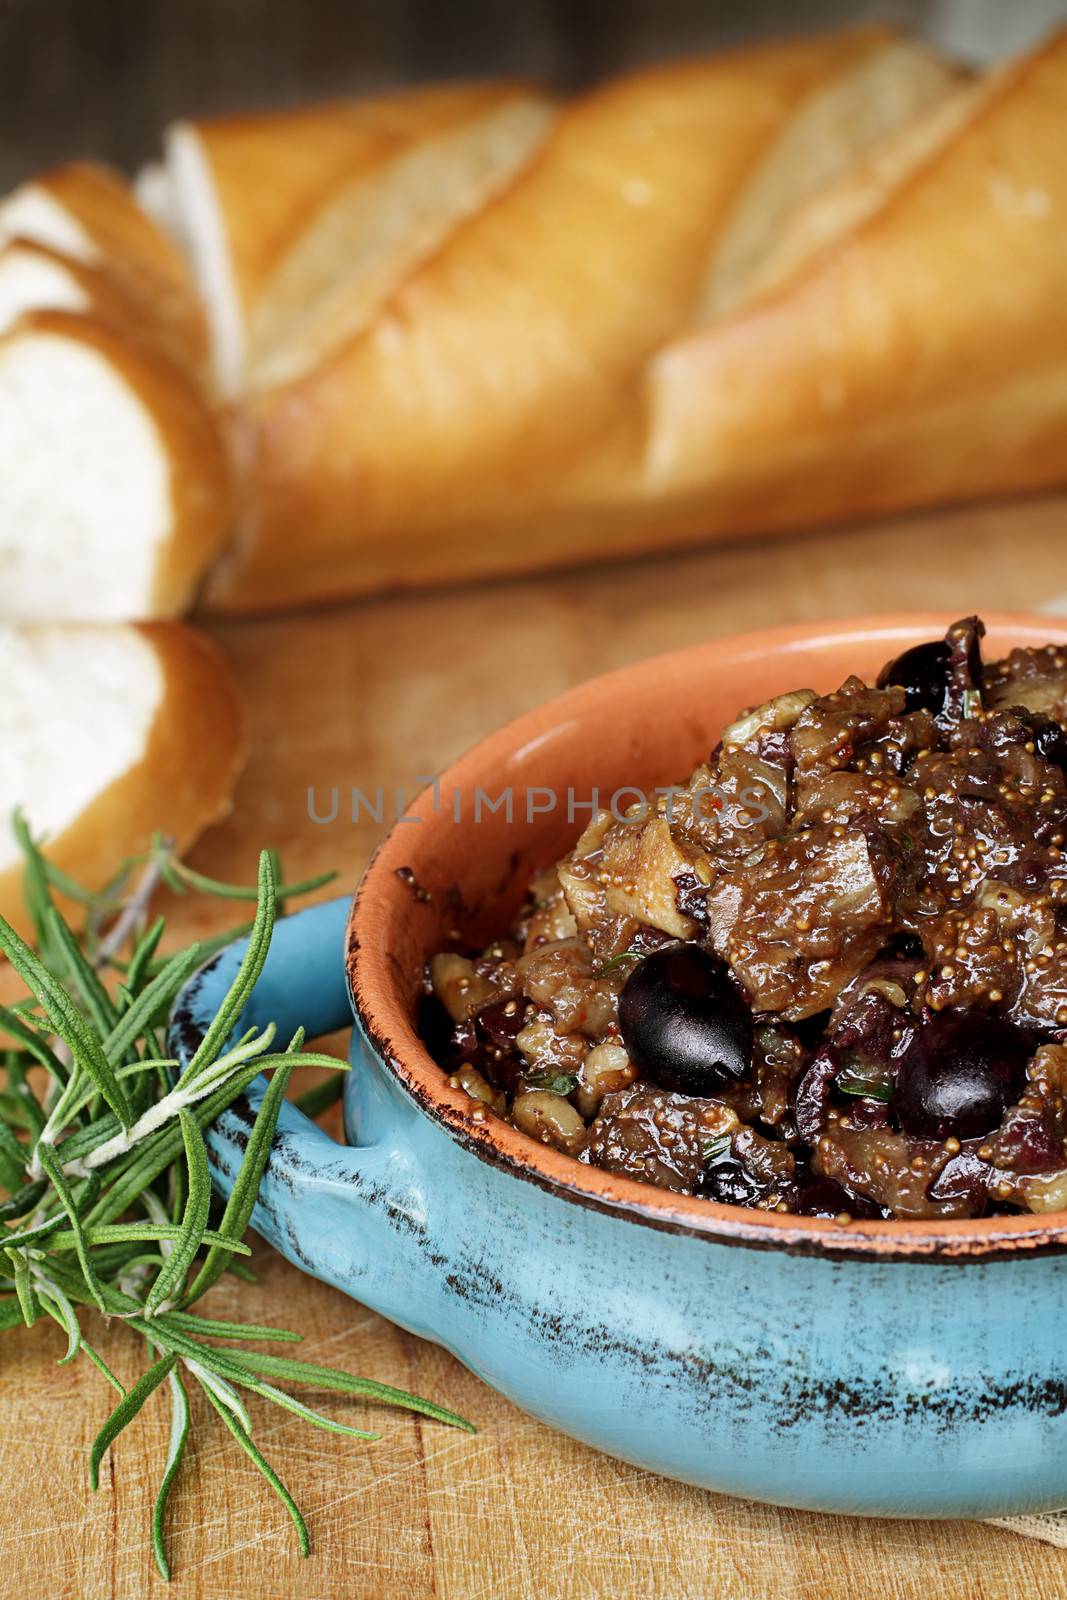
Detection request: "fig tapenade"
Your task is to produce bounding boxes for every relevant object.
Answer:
[422,617,1067,1221]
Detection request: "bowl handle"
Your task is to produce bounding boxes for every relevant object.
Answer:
[167,896,435,1322]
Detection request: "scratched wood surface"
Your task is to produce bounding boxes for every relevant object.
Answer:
[6,498,1067,1599]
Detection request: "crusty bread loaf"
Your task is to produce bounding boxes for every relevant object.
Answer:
[9,26,1067,618]
[0,622,244,938]
[0,311,231,621]
[179,28,961,610]
[644,29,1067,539]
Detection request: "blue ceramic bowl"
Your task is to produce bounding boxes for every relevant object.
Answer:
[170,613,1067,1518]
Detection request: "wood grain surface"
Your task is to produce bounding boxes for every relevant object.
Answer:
[6,498,1067,1599]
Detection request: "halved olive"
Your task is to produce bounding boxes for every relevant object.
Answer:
[876,640,951,715]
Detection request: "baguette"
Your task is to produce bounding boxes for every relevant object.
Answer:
[645,28,1067,535]
[161,81,555,395]
[193,28,958,610]
[0,622,244,939]
[13,26,1067,617]
[0,311,231,621]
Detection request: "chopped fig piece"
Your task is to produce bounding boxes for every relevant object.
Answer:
[705,826,894,1019]
[583,1083,737,1194]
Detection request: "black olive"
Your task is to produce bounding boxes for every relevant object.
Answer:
[618,944,753,1096]
[894,1010,1032,1141]
[694,1154,766,1206]
[1034,717,1067,775]
[876,640,952,714]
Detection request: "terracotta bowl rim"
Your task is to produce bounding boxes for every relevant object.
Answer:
[346,610,1067,1261]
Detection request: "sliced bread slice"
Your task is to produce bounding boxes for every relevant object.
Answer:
[0,161,207,373]
[0,622,244,938]
[0,311,231,621]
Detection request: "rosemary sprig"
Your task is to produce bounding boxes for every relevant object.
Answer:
[0,824,472,1580]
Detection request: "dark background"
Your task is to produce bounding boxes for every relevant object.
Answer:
[1,0,1065,190]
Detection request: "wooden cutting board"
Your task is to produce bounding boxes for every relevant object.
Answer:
[6,498,1067,1600]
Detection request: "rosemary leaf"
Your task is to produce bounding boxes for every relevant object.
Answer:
[36,1275,83,1364]
[90,1352,177,1490]
[0,1178,48,1223]
[47,906,120,1037]
[80,1338,126,1395]
[0,1083,46,1140]
[143,1110,211,1318]
[0,915,131,1125]
[198,1379,310,1558]
[102,945,206,1067]
[13,812,62,967]
[234,1376,379,1442]
[177,851,277,1087]
[152,1367,190,1582]
[6,1248,37,1327]
[219,1349,476,1432]
[225,1261,257,1284]
[182,1359,254,1433]
[2,1210,71,1252]
[165,856,337,904]
[125,917,166,995]
[182,1044,300,1307]
[0,1117,28,1191]
[48,1224,250,1255]
[35,1142,109,1313]
[39,857,114,907]
[161,1310,302,1344]
[0,1004,70,1083]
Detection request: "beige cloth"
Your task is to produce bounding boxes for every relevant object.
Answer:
[986,1513,1067,1548]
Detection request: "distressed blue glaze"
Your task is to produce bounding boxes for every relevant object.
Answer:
[170,896,1067,1519]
